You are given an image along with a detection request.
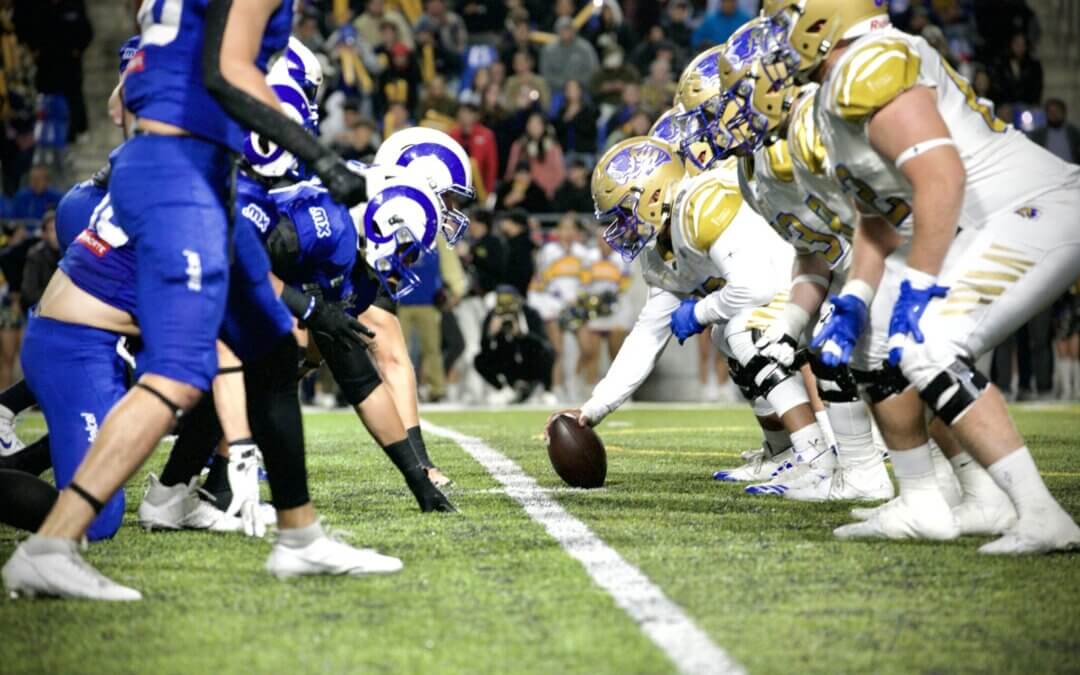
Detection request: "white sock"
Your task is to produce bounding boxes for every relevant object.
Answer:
[762,427,791,456]
[278,519,324,548]
[815,409,838,451]
[986,447,1057,517]
[890,443,939,495]
[827,401,879,468]
[929,440,962,506]
[948,451,1006,502]
[0,404,15,422]
[790,423,835,469]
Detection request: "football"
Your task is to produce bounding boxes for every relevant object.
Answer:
[546,415,607,488]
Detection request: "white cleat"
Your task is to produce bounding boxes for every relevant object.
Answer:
[266,534,403,579]
[952,495,1018,536]
[783,461,896,503]
[744,459,821,496]
[2,536,142,601]
[137,474,243,533]
[978,505,1080,555]
[834,492,960,541]
[851,496,900,521]
[713,447,792,483]
[0,405,25,456]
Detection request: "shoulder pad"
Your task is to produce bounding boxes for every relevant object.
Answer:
[763,141,794,183]
[789,97,828,175]
[830,37,921,121]
[681,179,744,252]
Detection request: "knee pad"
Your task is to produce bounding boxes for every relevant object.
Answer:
[743,354,797,400]
[853,365,910,404]
[810,355,860,403]
[918,358,989,425]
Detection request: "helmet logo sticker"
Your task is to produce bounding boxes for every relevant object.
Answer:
[606,145,671,185]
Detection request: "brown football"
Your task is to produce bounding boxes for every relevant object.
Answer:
[546,415,607,488]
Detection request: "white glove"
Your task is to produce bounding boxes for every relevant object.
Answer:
[225,445,265,538]
[754,304,811,367]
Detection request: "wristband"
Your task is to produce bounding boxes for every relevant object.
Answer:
[839,279,875,306]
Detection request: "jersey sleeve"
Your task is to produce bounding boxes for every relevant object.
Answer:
[581,287,681,424]
[693,210,784,325]
[679,179,744,253]
[826,36,923,121]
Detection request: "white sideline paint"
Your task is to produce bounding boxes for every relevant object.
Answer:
[422,420,744,675]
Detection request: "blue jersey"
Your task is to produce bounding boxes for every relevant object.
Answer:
[55,178,107,256]
[59,193,138,316]
[123,0,293,151]
[236,173,357,303]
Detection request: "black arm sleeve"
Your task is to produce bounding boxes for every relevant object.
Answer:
[279,285,312,320]
[202,0,365,203]
[265,217,300,281]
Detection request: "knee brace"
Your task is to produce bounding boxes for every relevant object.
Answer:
[853,365,910,404]
[751,396,776,418]
[810,355,860,404]
[918,358,989,425]
[726,358,759,400]
[742,354,797,400]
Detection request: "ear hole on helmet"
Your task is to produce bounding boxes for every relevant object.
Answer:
[649,189,661,205]
[807,19,826,34]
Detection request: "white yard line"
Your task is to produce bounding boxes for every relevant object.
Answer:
[422,420,744,675]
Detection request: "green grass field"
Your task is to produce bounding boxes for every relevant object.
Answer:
[2,404,1079,674]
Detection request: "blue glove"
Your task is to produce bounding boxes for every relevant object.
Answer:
[887,278,949,366]
[810,294,869,367]
[671,298,705,344]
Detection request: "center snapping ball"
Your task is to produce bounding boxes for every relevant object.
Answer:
[546,415,607,488]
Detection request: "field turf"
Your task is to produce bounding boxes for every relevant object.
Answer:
[1,404,1079,674]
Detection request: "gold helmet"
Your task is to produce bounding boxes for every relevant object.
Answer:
[650,106,706,177]
[717,18,800,154]
[762,0,890,79]
[592,137,685,261]
[672,46,742,171]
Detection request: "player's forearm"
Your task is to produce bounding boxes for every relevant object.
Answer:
[847,215,894,293]
[905,161,964,277]
[788,253,831,316]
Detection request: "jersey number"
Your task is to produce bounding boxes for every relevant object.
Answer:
[942,60,1008,133]
[834,164,912,228]
[774,213,843,265]
[138,0,183,47]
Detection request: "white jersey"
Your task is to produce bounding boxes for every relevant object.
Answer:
[582,165,792,422]
[737,92,855,275]
[815,27,1080,236]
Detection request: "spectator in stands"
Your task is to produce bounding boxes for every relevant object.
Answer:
[11,165,61,221]
[480,82,518,173]
[499,9,540,73]
[414,25,461,82]
[641,57,676,116]
[497,208,535,298]
[417,74,459,122]
[662,0,694,67]
[630,25,680,78]
[475,285,554,405]
[296,9,325,53]
[973,67,992,101]
[503,50,550,112]
[497,163,549,213]
[974,0,1039,65]
[553,79,599,162]
[450,103,499,199]
[991,32,1043,105]
[1032,99,1080,165]
[692,0,751,49]
[583,3,635,57]
[462,210,507,297]
[589,47,641,109]
[505,112,565,199]
[552,160,593,214]
[14,0,92,142]
[601,83,643,147]
[354,0,414,50]
[329,107,379,162]
[604,109,653,149]
[415,0,468,60]
[540,17,599,93]
[20,209,57,311]
[546,0,578,32]
[459,66,491,106]
[375,38,421,118]
[398,249,448,402]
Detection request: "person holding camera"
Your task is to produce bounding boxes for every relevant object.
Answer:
[475,285,555,405]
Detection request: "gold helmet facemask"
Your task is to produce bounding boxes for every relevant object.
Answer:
[761,0,890,82]
[672,46,738,172]
[591,137,685,261]
[650,106,710,176]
